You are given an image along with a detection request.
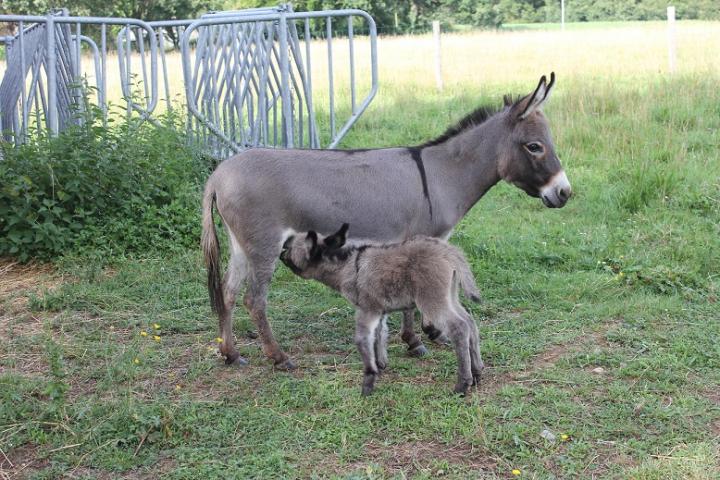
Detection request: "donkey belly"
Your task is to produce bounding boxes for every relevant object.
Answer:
[213,150,436,244]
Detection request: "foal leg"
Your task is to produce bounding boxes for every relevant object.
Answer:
[445,314,473,395]
[243,255,295,370]
[456,305,484,385]
[374,315,389,371]
[219,235,249,366]
[355,310,382,395]
[419,310,451,346]
[400,309,429,357]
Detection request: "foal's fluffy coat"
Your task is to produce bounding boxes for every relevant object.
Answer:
[280,224,484,395]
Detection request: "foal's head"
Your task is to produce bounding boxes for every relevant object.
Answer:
[497,73,571,208]
[280,223,349,278]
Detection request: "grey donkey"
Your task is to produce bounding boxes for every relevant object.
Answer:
[202,73,571,370]
[280,223,484,395]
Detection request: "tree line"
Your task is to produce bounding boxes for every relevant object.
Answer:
[2,0,719,31]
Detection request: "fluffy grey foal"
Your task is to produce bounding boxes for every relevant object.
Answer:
[280,224,484,395]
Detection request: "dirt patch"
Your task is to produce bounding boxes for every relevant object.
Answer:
[1,443,50,480]
[318,440,499,477]
[0,260,56,317]
[513,319,621,383]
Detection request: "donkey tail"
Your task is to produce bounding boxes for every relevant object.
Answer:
[201,182,225,316]
[451,248,481,303]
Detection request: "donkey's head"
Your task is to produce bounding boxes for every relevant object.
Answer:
[280,223,349,278]
[497,73,571,208]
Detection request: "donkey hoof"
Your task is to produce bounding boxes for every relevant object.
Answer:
[225,353,249,367]
[376,360,387,371]
[472,374,482,386]
[361,385,375,396]
[407,344,429,357]
[453,382,471,396]
[244,329,259,339]
[274,358,297,371]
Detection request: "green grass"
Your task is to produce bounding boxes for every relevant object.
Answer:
[1,71,719,478]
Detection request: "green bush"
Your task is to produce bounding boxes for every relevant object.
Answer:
[0,111,210,261]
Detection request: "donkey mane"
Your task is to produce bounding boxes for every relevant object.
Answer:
[420,100,509,148]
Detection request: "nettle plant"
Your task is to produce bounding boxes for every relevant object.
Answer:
[0,100,209,262]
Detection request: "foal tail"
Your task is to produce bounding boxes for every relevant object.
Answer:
[201,182,225,316]
[451,248,481,303]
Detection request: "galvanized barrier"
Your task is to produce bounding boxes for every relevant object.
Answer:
[0,5,378,156]
[180,6,378,157]
[0,10,157,143]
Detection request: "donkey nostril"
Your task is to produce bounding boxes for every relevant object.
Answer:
[558,187,568,200]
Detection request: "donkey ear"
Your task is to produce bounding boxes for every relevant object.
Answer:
[515,72,555,120]
[324,223,348,249]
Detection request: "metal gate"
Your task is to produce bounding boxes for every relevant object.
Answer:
[0,5,378,156]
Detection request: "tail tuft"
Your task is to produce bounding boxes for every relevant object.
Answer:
[202,184,225,316]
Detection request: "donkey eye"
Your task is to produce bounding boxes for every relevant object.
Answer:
[525,142,544,154]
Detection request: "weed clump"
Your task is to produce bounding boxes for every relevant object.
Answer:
[0,110,211,261]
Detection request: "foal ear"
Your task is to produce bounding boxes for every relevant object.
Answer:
[515,72,555,120]
[324,223,349,249]
[305,231,319,257]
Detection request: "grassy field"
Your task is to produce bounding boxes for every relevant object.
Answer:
[2,21,720,478]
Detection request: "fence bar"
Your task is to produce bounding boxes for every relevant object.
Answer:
[19,21,27,141]
[326,17,335,139]
[348,17,356,114]
[46,14,58,134]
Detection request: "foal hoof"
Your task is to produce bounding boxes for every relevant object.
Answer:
[361,373,377,396]
[453,382,472,396]
[225,353,249,367]
[244,329,259,339]
[407,344,429,357]
[472,374,482,386]
[376,360,387,371]
[274,358,297,371]
[430,333,452,347]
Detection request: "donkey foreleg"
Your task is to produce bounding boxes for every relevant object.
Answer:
[400,309,429,357]
[243,258,295,370]
[355,310,382,395]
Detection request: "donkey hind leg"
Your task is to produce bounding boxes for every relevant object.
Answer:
[374,315,389,371]
[400,309,429,357]
[220,235,250,366]
[355,311,382,396]
[243,255,295,371]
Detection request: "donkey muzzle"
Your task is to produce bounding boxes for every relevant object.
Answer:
[540,170,572,208]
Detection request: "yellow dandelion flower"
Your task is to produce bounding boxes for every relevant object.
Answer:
[133,358,140,364]
[561,434,569,441]
[153,335,161,342]
[619,272,625,277]
[215,337,223,344]
[153,323,161,330]
[207,346,215,352]
[175,384,181,391]
[512,469,521,476]
[140,331,148,337]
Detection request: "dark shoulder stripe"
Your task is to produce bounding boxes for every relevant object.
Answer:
[407,147,433,218]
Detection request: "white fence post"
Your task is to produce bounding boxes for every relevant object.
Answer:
[667,6,676,73]
[432,20,443,91]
